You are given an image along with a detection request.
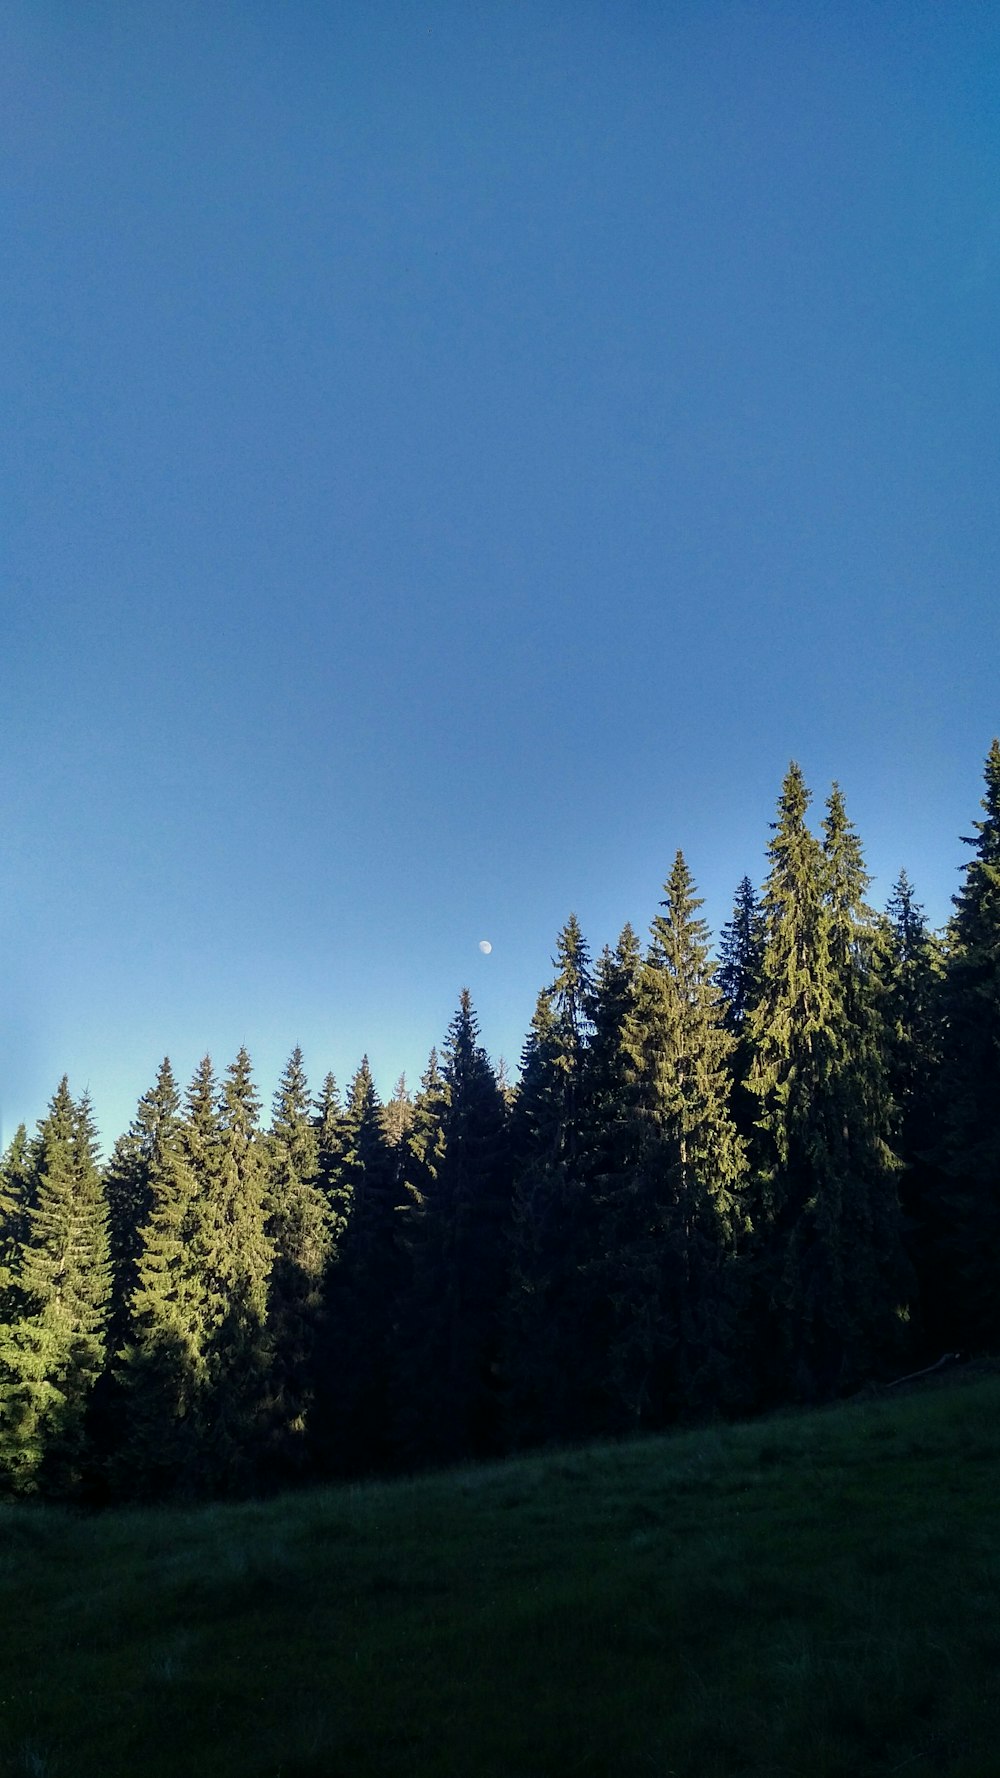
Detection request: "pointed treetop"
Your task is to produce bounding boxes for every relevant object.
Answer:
[314,1071,342,1122]
[74,1091,103,1173]
[649,851,713,985]
[443,989,491,1088]
[617,921,641,958]
[418,1048,443,1092]
[272,1046,311,1136]
[346,1056,380,1120]
[553,913,590,977]
[760,763,825,920]
[885,870,929,953]
[186,1056,217,1108]
[717,876,765,1030]
[381,1074,415,1147]
[823,783,872,907]
[222,1048,260,1133]
[591,925,643,1030]
[776,760,810,824]
[550,915,594,1045]
[131,1059,182,1151]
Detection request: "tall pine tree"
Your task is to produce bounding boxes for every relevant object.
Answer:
[934,740,1000,1348]
[200,1049,273,1492]
[115,1059,208,1497]
[381,1075,415,1150]
[317,1058,401,1473]
[265,1047,331,1479]
[396,995,511,1466]
[599,856,746,1427]
[0,1083,110,1493]
[505,916,598,1447]
[820,786,911,1380]
[0,1125,31,1324]
[881,871,945,1351]
[717,875,766,1149]
[746,769,909,1402]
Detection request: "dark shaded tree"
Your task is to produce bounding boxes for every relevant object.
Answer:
[114,1059,208,1497]
[933,740,1000,1348]
[314,1072,349,1248]
[746,769,909,1403]
[821,786,912,1377]
[599,857,746,1428]
[504,915,598,1447]
[103,1062,182,1362]
[265,1047,331,1479]
[717,875,766,1147]
[880,872,946,1350]
[0,1083,110,1493]
[718,876,766,1030]
[201,1049,273,1491]
[318,1058,401,1473]
[396,994,511,1466]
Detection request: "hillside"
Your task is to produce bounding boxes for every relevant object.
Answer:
[4,1370,1000,1778]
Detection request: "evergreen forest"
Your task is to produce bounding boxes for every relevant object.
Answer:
[3,743,999,1503]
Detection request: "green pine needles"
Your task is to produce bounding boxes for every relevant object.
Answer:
[2,741,999,1499]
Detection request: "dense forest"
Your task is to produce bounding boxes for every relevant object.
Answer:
[2,743,998,1503]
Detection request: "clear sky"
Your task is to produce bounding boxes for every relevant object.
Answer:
[3,1,998,1150]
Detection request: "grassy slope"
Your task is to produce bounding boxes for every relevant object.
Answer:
[3,1372,1000,1778]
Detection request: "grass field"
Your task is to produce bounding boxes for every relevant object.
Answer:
[3,1369,1000,1778]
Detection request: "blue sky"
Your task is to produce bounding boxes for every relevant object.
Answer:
[3,1,998,1149]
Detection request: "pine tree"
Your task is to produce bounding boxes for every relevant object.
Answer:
[934,740,1000,1348]
[599,857,746,1428]
[115,1059,209,1496]
[505,916,597,1446]
[396,995,511,1466]
[318,1058,401,1473]
[0,1124,44,1492]
[883,872,943,1138]
[104,1061,184,1360]
[265,1047,331,1479]
[495,1057,517,1115]
[314,1072,349,1246]
[583,925,644,1194]
[561,924,645,1437]
[0,1125,31,1322]
[820,787,911,1379]
[103,1127,147,1362]
[881,872,946,1349]
[511,990,560,1164]
[200,1049,273,1492]
[390,1049,449,1455]
[744,765,834,1399]
[381,1075,415,1150]
[0,1083,110,1493]
[717,875,766,1148]
[396,1050,448,1235]
[718,876,766,1031]
[183,1055,224,1182]
[746,769,909,1402]
[398,1050,448,1225]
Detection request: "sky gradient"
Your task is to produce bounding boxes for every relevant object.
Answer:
[4,1,999,1148]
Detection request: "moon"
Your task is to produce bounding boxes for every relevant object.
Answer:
[478,939,492,954]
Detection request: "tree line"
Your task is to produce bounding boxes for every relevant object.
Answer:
[1,743,998,1501]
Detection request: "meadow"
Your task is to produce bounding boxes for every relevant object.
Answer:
[3,1370,999,1778]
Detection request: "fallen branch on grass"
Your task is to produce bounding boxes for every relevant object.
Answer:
[886,1352,962,1389]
